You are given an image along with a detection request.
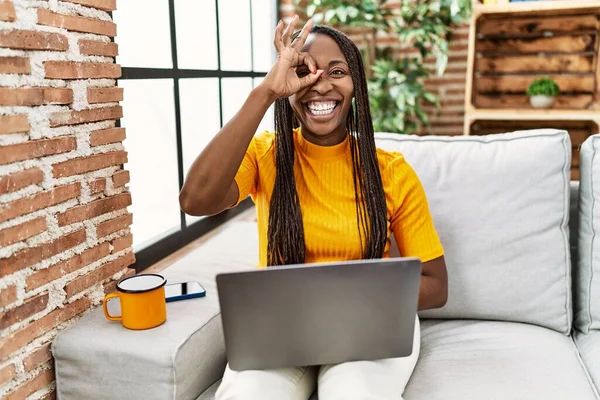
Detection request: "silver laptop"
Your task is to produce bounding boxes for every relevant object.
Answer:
[216,257,421,371]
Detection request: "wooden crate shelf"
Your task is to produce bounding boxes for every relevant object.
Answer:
[464,1,600,179]
[473,0,600,16]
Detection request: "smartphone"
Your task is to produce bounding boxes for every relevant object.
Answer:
[165,281,206,303]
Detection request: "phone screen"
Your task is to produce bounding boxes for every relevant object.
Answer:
[165,281,205,298]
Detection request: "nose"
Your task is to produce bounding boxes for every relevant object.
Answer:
[310,73,333,94]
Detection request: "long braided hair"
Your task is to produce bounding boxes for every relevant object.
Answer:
[267,25,388,266]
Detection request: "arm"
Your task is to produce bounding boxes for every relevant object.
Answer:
[179,16,322,216]
[179,86,275,216]
[418,255,448,311]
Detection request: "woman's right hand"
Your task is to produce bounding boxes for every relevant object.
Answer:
[260,15,324,101]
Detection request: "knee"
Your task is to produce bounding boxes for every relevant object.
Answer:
[215,380,264,400]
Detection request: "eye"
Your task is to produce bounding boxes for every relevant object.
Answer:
[330,69,345,76]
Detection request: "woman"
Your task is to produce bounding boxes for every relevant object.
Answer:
[180,16,447,400]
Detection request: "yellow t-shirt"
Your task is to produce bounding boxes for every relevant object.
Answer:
[234,128,444,267]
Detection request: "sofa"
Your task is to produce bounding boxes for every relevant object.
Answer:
[53,129,600,399]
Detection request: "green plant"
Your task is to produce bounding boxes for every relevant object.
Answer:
[294,0,471,133]
[526,77,560,97]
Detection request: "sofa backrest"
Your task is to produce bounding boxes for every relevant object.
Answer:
[576,135,600,333]
[375,129,573,334]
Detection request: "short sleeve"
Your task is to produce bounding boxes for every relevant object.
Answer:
[389,158,444,262]
[232,136,259,207]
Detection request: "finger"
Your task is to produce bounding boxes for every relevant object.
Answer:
[298,69,324,89]
[291,18,314,50]
[298,52,317,74]
[282,15,299,47]
[273,20,284,52]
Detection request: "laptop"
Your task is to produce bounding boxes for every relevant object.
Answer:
[216,257,421,371]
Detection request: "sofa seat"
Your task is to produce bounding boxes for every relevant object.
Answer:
[575,331,600,395]
[196,320,599,400]
[404,320,598,400]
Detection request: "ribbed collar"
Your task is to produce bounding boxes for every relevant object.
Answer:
[294,127,349,161]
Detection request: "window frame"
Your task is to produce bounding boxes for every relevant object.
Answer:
[115,0,276,272]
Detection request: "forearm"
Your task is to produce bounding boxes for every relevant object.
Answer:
[179,85,276,214]
[418,274,448,311]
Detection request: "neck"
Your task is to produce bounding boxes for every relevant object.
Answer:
[299,124,347,146]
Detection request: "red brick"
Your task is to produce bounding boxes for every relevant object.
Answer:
[52,150,127,178]
[79,39,118,56]
[4,367,54,400]
[0,229,86,278]
[57,193,131,226]
[89,177,106,194]
[26,242,111,291]
[0,182,81,223]
[0,87,72,106]
[0,56,30,74]
[49,105,122,127]
[0,363,16,386]
[90,127,125,146]
[0,216,47,246]
[43,88,73,104]
[0,1,16,22]
[23,342,52,372]
[0,293,49,329]
[0,114,29,134]
[0,297,91,360]
[110,233,132,253]
[96,213,132,238]
[65,252,135,298]
[0,136,76,165]
[37,9,116,36]
[44,61,121,80]
[0,167,44,195]
[64,0,116,10]
[87,87,123,104]
[0,285,17,308]
[0,29,68,51]
[112,170,130,188]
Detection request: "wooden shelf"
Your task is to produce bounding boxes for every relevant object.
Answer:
[474,1,600,17]
[466,109,600,122]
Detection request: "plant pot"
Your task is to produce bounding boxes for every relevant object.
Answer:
[529,95,555,109]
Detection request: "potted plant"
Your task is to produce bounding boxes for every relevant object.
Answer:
[526,77,560,109]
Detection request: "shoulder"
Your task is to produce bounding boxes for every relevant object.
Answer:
[376,147,409,175]
[376,147,422,190]
[249,130,276,161]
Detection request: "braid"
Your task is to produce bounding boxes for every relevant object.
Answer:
[267,25,388,265]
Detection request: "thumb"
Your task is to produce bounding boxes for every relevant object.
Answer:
[298,69,323,89]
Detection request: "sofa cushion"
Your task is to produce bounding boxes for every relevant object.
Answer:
[575,331,600,395]
[404,320,598,400]
[197,321,597,400]
[576,135,600,333]
[375,130,572,333]
[53,221,258,400]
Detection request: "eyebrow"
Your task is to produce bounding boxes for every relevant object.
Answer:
[296,60,348,70]
[329,60,348,67]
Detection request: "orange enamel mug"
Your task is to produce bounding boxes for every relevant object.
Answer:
[103,274,167,330]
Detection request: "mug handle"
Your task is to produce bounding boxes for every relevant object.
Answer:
[103,293,121,321]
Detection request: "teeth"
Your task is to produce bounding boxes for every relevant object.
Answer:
[307,101,337,116]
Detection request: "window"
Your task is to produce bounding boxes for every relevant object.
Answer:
[113,0,277,271]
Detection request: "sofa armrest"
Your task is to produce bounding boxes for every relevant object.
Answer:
[53,296,226,400]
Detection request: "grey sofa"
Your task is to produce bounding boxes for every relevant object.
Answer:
[53,129,600,399]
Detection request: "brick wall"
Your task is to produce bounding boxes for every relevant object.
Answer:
[280,0,468,136]
[0,1,134,399]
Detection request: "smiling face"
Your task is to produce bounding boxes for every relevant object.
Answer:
[289,33,354,145]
